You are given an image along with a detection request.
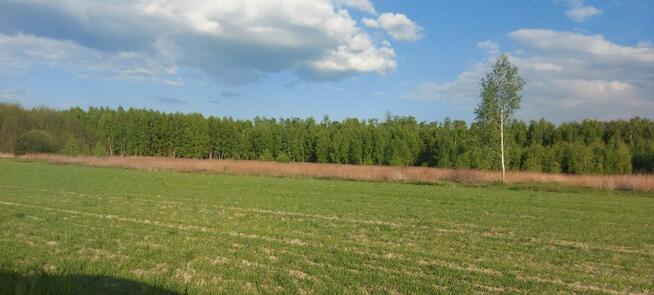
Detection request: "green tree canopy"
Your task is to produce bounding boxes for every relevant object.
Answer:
[14,130,60,155]
[475,54,525,181]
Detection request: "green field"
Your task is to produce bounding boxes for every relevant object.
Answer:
[0,159,653,294]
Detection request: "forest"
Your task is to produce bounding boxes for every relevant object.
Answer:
[1,102,652,174]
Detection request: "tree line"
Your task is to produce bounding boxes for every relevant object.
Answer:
[1,102,652,174]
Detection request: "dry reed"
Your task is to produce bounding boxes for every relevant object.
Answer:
[10,154,654,193]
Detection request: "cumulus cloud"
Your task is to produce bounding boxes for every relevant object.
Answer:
[0,0,411,84]
[562,0,603,22]
[511,29,654,120]
[405,29,654,121]
[477,41,500,55]
[362,13,423,41]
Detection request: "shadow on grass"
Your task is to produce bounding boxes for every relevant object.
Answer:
[0,270,180,295]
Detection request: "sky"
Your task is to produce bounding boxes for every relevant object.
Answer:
[0,0,652,123]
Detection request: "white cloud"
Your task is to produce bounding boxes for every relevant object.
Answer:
[311,43,396,74]
[535,79,635,107]
[477,41,500,55]
[0,33,177,83]
[334,0,377,15]
[0,0,411,84]
[403,41,498,105]
[362,18,379,28]
[520,62,564,72]
[509,29,654,64]
[637,40,653,48]
[362,13,423,41]
[405,29,654,121]
[563,0,603,22]
[567,6,602,22]
[163,79,186,87]
[403,62,488,105]
[522,78,650,121]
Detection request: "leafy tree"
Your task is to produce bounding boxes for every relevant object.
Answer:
[606,139,632,174]
[93,143,107,157]
[475,54,525,181]
[1,103,653,175]
[275,153,290,163]
[0,103,28,153]
[522,144,544,172]
[14,130,59,155]
[565,143,594,174]
[64,137,78,156]
[258,149,274,161]
[542,146,561,173]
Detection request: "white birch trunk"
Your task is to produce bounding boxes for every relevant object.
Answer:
[500,111,506,183]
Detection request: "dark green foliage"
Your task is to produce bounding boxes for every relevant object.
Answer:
[93,144,107,157]
[1,103,653,174]
[14,130,59,155]
[275,153,290,163]
[64,137,78,156]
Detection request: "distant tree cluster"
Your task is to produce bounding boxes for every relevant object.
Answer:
[1,102,652,174]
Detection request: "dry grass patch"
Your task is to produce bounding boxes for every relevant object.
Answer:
[15,154,654,192]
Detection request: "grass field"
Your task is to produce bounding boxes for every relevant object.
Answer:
[0,159,653,294]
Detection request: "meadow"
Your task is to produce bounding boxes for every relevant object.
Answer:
[0,159,653,294]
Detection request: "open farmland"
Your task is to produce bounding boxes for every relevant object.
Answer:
[0,159,653,294]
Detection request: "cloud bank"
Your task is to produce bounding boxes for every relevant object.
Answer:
[0,0,422,85]
[406,29,654,121]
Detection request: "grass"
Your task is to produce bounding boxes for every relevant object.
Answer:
[0,159,653,294]
[16,154,654,192]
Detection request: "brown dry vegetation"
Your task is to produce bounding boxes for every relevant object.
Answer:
[10,153,654,192]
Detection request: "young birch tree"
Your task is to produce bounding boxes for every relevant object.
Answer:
[475,54,525,182]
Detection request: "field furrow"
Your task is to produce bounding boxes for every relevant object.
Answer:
[1,159,653,294]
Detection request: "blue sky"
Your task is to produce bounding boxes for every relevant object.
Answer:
[0,0,652,122]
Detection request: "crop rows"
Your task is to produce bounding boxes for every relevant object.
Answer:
[0,160,652,294]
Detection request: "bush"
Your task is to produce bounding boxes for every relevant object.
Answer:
[14,130,59,155]
[258,150,274,161]
[275,153,290,163]
[93,144,107,157]
[64,137,78,156]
